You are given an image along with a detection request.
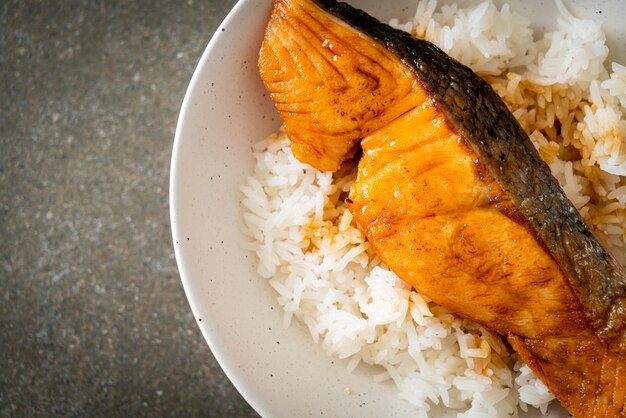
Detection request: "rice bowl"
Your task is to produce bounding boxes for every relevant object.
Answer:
[172,0,624,415]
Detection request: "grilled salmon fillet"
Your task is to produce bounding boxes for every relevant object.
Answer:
[258,0,626,416]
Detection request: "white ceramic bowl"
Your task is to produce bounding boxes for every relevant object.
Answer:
[170,1,626,416]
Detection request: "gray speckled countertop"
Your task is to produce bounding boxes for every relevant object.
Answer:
[0,1,259,416]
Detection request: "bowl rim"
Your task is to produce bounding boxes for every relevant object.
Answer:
[169,0,267,415]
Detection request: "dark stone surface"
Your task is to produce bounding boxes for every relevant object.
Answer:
[0,1,259,416]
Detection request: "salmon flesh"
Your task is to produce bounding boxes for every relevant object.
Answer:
[258,0,626,416]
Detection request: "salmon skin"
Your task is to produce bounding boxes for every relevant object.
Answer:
[258,0,626,416]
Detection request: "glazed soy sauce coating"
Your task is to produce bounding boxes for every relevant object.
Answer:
[313,0,626,355]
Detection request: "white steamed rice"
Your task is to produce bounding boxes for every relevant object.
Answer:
[240,0,626,416]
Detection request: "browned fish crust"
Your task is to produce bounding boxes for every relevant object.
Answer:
[311,0,626,355]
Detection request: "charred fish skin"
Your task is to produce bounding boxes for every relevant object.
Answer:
[311,0,626,354]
